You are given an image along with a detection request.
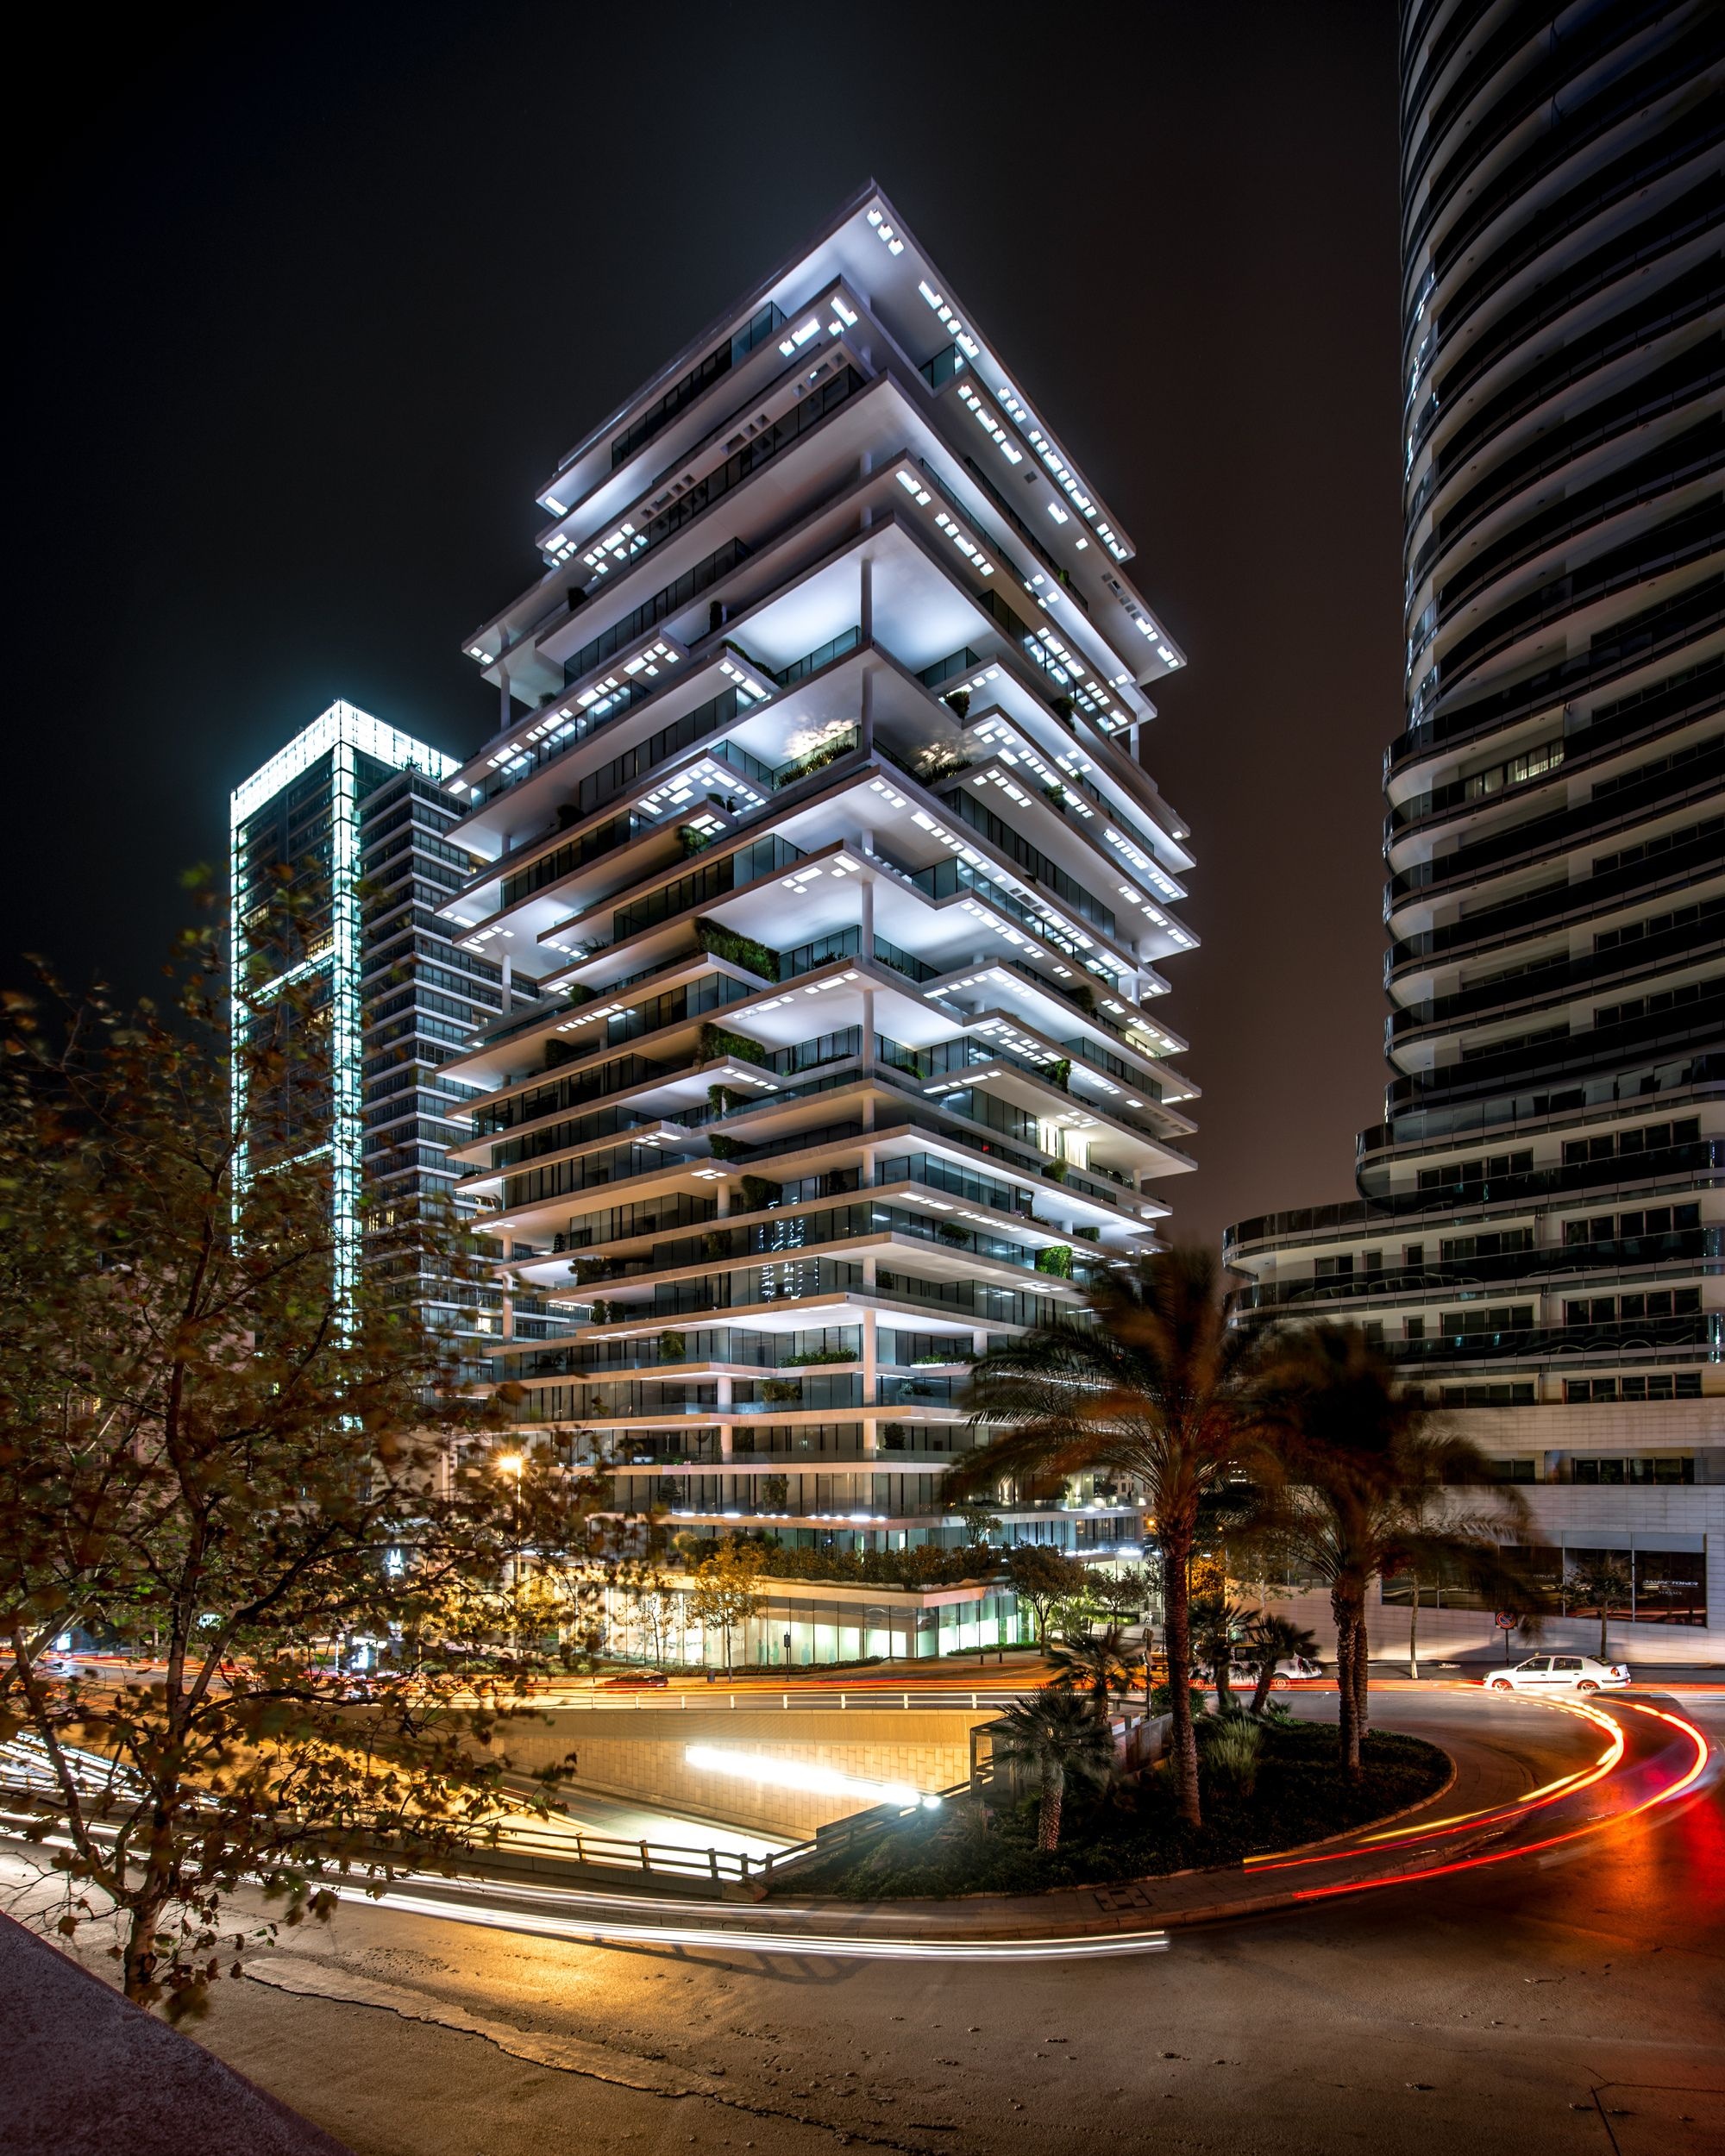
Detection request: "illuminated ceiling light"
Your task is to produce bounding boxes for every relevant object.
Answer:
[957,383,1022,464]
[580,522,645,580]
[916,279,981,360]
[896,468,932,506]
[718,655,772,705]
[865,207,906,255]
[932,509,995,575]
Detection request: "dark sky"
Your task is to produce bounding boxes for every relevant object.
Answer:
[4,0,1402,1254]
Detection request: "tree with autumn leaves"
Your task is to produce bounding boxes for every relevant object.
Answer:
[0,911,604,2017]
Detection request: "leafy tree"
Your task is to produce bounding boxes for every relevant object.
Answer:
[952,1248,1269,1827]
[685,1537,767,1673]
[1251,1324,1539,1776]
[1000,1544,1091,1642]
[1084,1564,1152,1629]
[1045,1626,1131,1730]
[988,1688,1115,1851]
[1239,1614,1320,1716]
[957,1500,1000,1548]
[1563,1553,1633,1660]
[0,928,593,2018]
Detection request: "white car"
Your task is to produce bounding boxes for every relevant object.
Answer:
[1485,1652,1629,1694]
[1211,1655,1324,1690]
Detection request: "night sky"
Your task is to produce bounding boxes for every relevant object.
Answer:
[6,0,1402,1254]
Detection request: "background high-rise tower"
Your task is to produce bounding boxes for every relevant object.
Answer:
[1226,2,1725,1658]
[231,701,567,1348]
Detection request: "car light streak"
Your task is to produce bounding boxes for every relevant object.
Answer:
[1246,1699,1630,1872]
[330,1881,1168,1960]
[1289,1702,1709,1906]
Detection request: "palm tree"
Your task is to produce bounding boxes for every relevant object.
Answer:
[988,1689,1117,1851]
[950,1247,1269,1828]
[1251,1324,1537,1776]
[1045,1625,1131,1729]
[1190,1594,1254,1709]
[1239,1614,1320,1715]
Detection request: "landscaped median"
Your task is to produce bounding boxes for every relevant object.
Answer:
[779,1716,1452,1900]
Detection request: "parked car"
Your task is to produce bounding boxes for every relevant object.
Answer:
[1484,1653,1629,1693]
[598,1670,669,1689]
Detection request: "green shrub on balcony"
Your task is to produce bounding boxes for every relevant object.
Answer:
[781,1346,853,1366]
[761,1378,800,1404]
[737,1174,781,1213]
[658,1331,687,1361]
[1066,981,1096,1015]
[1043,1159,1070,1184]
[780,730,857,783]
[707,1082,745,1119]
[706,1134,743,1161]
[913,743,970,783]
[943,688,970,719]
[1048,1058,1071,1091]
[698,1020,768,1066]
[695,917,780,981]
[1035,1244,1074,1278]
[678,824,715,857]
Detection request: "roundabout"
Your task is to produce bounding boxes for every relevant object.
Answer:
[317,1683,1713,1955]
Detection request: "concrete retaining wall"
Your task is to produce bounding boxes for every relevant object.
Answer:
[474,1707,985,1839]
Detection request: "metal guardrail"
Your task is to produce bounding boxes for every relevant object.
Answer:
[519,1687,1021,1713]
[485,1766,989,1890]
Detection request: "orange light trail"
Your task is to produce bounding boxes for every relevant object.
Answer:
[1289,1702,1709,1906]
[1244,1696,1626,1871]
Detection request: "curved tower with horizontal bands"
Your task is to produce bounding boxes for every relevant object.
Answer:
[1226,3,1725,1661]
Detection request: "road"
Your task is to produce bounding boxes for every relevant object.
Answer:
[16,1685,1718,2156]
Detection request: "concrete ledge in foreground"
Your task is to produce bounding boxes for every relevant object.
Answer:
[0,1912,352,2156]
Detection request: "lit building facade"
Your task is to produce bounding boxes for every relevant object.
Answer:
[436,185,1201,1664]
[1224,3,1725,1659]
[232,700,565,1347]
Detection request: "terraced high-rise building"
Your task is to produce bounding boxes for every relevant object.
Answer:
[436,185,1201,1665]
[1224,3,1725,1660]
